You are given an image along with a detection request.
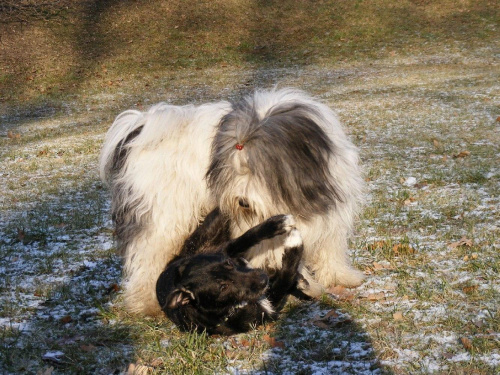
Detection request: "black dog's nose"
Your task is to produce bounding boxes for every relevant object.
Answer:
[238,198,250,208]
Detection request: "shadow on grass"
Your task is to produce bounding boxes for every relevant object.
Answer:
[0,181,135,374]
[0,269,133,374]
[1,132,392,375]
[252,299,392,375]
[0,177,390,374]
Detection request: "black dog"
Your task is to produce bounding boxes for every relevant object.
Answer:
[156,210,303,335]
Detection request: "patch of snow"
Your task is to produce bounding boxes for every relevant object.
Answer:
[403,177,417,186]
[42,351,64,360]
[449,352,471,362]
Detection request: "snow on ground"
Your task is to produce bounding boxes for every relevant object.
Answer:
[0,52,499,373]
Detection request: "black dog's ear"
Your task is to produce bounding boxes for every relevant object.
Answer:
[165,288,195,309]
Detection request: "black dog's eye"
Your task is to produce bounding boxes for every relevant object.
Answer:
[223,259,234,270]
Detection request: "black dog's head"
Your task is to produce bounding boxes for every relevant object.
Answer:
[156,253,272,335]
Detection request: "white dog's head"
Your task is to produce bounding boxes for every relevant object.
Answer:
[206,89,345,230]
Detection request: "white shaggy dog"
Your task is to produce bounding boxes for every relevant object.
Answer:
[99,88,364,316]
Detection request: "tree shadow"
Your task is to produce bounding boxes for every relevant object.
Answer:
[0,177,390,374]
[1,0,497,130]
[0,181,134,374]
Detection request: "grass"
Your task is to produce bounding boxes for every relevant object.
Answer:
[1,1,499,374]
[1,0,498,104]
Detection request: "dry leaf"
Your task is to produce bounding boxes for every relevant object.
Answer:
[7,131,21,139]
[150,358,164,367]
[366,241,388,251]
[473,320,484,328]
[433,139,440,147]
[392,243,415,255]
[60,315,72,324]
[329,285,346,294]
[229,337,238,348]
[37,366,54,375]
[393,311,404,321]
[403,197,417,206]
[364,266,374,275]
[263,335,285,349]
[449,236,473,249]
[126,364,136,375]
[453,150,470,158]
[42,351,64,365]
[324,310,339,319]
[312,320,330,329]
[263,323,276,332]
[462,285,478,294]
[80,344,96,352]
[328,285,355,301]
[460,337,472,351]
[17,229,26,243]
[367,292,385,301]
[372,261,394,270]
[225,350,238,360]
[107,283,120,294]
[383,283,397,291]
[239,339,252,347]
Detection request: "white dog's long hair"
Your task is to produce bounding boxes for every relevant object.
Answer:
[99,89,364,316]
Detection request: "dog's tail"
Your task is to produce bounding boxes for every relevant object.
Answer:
[99,109,144,184]
[99,103,203,184]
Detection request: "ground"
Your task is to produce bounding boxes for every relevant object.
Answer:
[0,1,499,374]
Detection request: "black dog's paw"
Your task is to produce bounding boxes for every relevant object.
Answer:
[261,214,295,239]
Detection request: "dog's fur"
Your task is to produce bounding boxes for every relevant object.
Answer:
[156,211,303,335]
[99,88,364,316]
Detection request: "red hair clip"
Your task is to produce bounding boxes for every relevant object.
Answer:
[235,143,244,150]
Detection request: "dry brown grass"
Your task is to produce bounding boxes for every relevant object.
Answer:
[0,0,497,104]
